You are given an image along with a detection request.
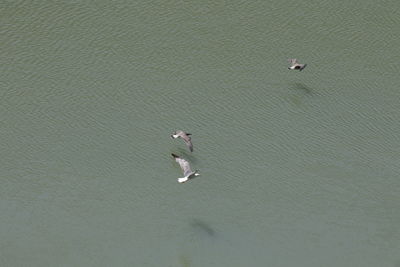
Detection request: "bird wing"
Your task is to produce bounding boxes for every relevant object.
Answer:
[288,58,298,65]
[173,155,193,176]
[182,135,193,152]
[175,130,184,136]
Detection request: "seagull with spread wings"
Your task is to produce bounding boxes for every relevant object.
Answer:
[171,153,199,183]
[171,130,193,152]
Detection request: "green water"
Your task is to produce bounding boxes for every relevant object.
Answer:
[1,1,399,266]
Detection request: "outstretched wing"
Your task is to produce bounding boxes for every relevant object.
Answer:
[172,154,193,176]
[182,136,193,152]
[175,130,185,137]
[288,58,298,66]
[172,131,193,152]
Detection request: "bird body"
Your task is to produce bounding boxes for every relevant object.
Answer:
[288,59,307,71]
[171,130,193,152]
[171,153,199,183]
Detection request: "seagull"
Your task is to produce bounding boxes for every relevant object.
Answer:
[288,59,307,71]
[171,130,193,152]
[171,153,199,183]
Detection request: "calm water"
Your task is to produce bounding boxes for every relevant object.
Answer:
[1,0,399,266]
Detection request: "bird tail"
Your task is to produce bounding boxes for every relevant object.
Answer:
[171,153,179,158]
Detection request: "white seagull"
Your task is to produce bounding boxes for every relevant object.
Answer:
[171,130,193,152]
[288,59,307,71]
[171,153,200,183]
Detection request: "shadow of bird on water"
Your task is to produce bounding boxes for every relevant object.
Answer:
[190,219,216,237]
[291,83,313,94]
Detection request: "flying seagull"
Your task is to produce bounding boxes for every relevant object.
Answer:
[288,59,307,71]
[171,153,199,183]
[171,130,193,152]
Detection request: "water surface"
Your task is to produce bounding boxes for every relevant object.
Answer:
[1,0,399,266]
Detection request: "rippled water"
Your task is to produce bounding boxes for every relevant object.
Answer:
[1,1,399,266]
